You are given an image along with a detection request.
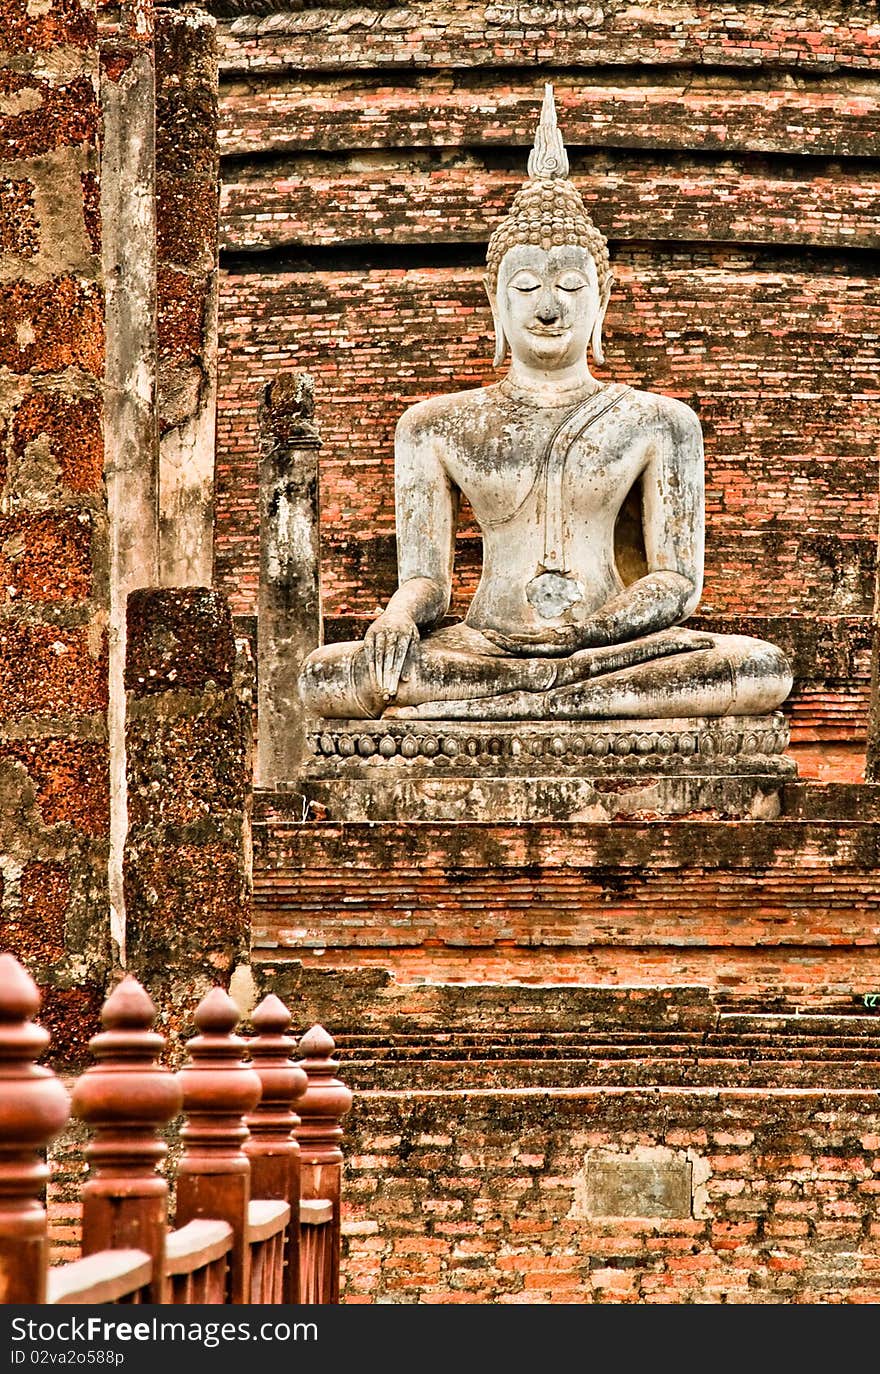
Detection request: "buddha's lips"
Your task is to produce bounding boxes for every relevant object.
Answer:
[528,326,568,337]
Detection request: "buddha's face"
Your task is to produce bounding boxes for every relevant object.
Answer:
[494,243,601,372]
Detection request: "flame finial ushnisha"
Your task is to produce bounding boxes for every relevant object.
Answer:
[485,83,611,317]
[527,82,570,179]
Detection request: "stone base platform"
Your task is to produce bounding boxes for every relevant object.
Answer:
[299,712,796,821]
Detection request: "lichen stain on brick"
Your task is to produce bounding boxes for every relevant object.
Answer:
[5,0,97,54]
[4,861,70,965]
[0,621,107,718]
[155,27,218,181]
[11,391,103,494]
[79,170,100,256]
[127,705,248,828]
[0,511,94,602]
[155,90,218,178]
[0,178,39,258]
[0,75,99,162]
[125,844,248,980]
[155,9,215,86]
[37,983,103,1070]
[126,588,235,695]
[156,176,218,270]
[156,266,210,362]
[99,49,134,85]
[0,277,104,377]
[0,740,109,836]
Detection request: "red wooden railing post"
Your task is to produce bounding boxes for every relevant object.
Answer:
[294,1025,352,1304]
[0,954,70,1303]
[175,987,262,1305]
[71,975,182,1304]
[244,994,307,1304]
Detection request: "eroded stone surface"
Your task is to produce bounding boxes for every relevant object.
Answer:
[299,712,794,819]
[571,1149,695,1221]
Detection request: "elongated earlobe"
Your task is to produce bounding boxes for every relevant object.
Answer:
[591,297,610,367]
[493,314,508,368]
[484,275,507,369]
[590,317,604,367]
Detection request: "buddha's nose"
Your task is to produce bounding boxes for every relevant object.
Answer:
[535,291,560,324]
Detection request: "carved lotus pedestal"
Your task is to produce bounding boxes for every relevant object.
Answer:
[299,712,796,822]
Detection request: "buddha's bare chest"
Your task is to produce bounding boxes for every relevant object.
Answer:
[444,426,648,529]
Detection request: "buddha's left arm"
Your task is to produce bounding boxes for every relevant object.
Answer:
[585,398,704,645]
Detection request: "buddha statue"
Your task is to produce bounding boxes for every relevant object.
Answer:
[300,87,792,724]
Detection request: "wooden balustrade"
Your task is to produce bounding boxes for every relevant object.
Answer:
[175,987,263,1304]
[71,975,182,1303]
[0,954,351,1307]
[294,1025,353,1305]
[244,993,307,1303]
[165,1220,233,1304]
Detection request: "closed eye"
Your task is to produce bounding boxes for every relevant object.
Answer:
[509,273,542,293]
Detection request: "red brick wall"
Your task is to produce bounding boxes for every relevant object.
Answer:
[337,1089,880,1303]
[216,4,880,75]
[253,813,880,1005]
[212,2,880,743]
[0,0,109,1063]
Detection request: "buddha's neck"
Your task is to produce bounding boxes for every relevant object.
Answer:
[501,359,600,406]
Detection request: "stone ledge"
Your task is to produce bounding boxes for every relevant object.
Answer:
[299,712,795,819]
[304,712,792,772]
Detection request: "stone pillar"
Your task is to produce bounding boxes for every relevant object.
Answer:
[100,0,160,961]
[155,5,220,589]
[123,588,253,1043]
[257,373,323,787]
[0,0,111,1056]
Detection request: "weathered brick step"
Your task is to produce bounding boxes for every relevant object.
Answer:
[219,76,879,161]
[782,782,880,820]
[222,157,880,256]
[337,1040,880,1062]
[340,1017,880,1044]
[338,1059,880,1090]
[718,1014,880,1037]
[338,1031,707,1045]
[217,6,880,78]
[337,1036,880,1057]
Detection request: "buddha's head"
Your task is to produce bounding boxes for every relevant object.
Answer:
[485,86,612,371]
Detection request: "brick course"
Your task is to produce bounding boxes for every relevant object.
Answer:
[333,1089,880,1303]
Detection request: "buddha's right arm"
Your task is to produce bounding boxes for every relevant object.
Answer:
[393,411,458,626]
[363,412,459,700]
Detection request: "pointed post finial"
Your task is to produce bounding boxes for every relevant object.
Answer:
[71,974,182,1304]
[244,993,308,1304]
[527,83,569,180]
[175,986,263,1305]
[294,1024,352,1304]
[0,955,70,1303]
